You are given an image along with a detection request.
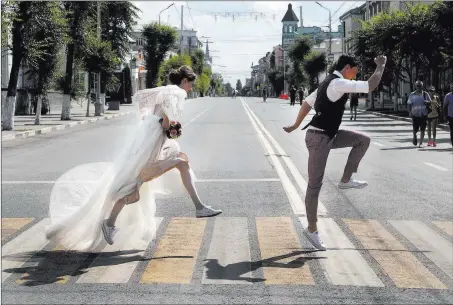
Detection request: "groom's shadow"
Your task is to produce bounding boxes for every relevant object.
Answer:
[2,249,191,286]
[204,250,324,283]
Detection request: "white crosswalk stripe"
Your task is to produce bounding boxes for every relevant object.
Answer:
[1,217,452,289]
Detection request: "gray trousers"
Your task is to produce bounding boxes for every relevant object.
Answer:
[304,129,370,223]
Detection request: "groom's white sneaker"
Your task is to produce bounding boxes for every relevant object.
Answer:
[196,206,222,218]
[338,178,368,189]
[102,220,118,245]
[303,227,327,251]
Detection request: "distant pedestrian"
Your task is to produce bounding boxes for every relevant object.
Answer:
[427,86,441,147]
[444,84,453,146]
[298,87,304,105]
[290,85,297,106]
[407,80,431,147]
[349,93,359,121]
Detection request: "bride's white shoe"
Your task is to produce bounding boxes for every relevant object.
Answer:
[196,206,222,218]
[102,220,119,245]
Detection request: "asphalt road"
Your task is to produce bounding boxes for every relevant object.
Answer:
[2,96,452,304]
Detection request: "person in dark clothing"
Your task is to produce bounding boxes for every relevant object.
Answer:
[290,85,297,106]
[283,54,387,251]
[350,93,359,121]
[262,87,267,102]
[298,87,304,105]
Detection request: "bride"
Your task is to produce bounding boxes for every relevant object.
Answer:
[45,66,222,251]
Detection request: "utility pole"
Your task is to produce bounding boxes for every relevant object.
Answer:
[316,2,332,76]
[180,5,184,54]
[94,2,102,116]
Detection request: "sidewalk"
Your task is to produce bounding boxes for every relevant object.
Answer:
[355,98,449,131]
[2,100,135,141]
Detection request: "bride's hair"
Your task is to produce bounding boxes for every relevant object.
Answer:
[169,66,197,85]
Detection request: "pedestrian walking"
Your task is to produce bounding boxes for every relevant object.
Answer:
[298,87,304,105]
[444,84,453,146]
[407,80,431,147]
[290,85,297,106]
[349,93,359,121]
[283,54,387,251]
[427,86,441,147]
[45,66,222,251]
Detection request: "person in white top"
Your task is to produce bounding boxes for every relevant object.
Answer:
[283,54,387,251]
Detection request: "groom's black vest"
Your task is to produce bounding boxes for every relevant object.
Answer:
[302,74,349,138]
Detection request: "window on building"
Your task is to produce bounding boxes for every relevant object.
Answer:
[289,25,293,33]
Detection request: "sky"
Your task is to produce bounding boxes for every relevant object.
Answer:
[133,1,365,86]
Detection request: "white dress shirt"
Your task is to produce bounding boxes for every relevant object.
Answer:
[305,71,369,131]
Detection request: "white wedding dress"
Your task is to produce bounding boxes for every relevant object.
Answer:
[45,85,192,251]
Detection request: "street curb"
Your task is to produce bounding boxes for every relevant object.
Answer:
[2,112,133,142]
[361,110,449,131]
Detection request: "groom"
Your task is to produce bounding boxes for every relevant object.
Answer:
[284,54,387,251]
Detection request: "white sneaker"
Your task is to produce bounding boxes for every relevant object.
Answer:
[196,206,222,218]
[338,178,368,189]
[303,227,327,251]
[102,220,118,245]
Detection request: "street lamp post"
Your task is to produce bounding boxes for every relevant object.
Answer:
[159,3,175,25]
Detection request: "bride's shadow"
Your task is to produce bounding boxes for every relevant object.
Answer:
[2,250,190,286]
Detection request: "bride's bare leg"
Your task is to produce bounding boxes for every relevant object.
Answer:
[106,191,140,227]
[176,160,206,210]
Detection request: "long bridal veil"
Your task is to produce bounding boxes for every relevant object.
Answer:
[45,85,190,252]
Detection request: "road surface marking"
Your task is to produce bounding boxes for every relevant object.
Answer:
[255,217,314,285]
[2,219,50,283]
[390,220,453,280]
[432,221,453,237]
[424,162,448,172]
[202,217,253,284]
[372,142,385,147]
[2,178,280,184]
[77,218,164,284]
[197,178,280,182]
[183,105,212,128]
[344,219,446,289]
[242,99,327,216]
[1,218,34,242]
[299,217,384,287]
[140,217,207,284]
[241,99,305,215]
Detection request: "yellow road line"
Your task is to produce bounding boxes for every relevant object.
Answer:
[256,217,314,285]
[140,217,207,284]
[1,218,34,241]
[345,219,446,289]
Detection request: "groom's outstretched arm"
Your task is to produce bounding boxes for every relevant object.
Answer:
[284,90,316,133]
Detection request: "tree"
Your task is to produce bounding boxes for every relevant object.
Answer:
[143,22,178,88]
[303,51,327,92]
[267,70,284,96]
[2,2,65,130]
[100,1,139,61]
[224,82,233,96]
[82,19,120,116]
[190,49,205,76]
[123,64,133,103]
[288,36,312,62]
[195,66,212,96]
[236,79,243,91]
[27,1,69,124]
[158,54,192,86]
[60,1,94,120]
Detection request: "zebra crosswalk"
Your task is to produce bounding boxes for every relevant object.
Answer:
[1,217,452,289]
